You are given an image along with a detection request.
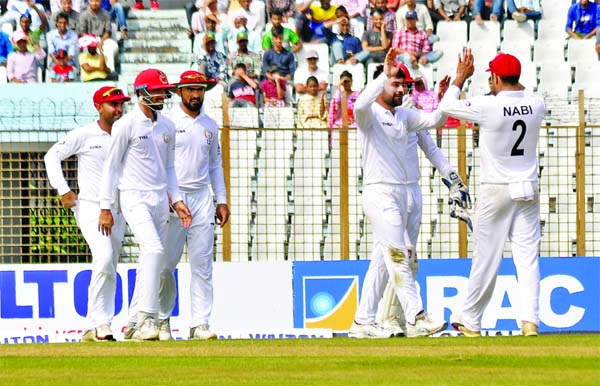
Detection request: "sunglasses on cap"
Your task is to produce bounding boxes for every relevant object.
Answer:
[181,73,207,82]
[102,87,124,98]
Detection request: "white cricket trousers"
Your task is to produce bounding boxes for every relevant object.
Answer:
[159,187,215,327]
[354,183,423,325]
[72,200,125,330]
[461,184,540,331]
[120,190,170,322]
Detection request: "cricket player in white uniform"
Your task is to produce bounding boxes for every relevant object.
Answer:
[157,70,230,341]
[98,69,192,341]
[44,86,131,342]
[348,48,450,338]
[439,50,546,337]
[375,66,471,336]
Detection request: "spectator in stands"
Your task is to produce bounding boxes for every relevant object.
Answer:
[325,16,370,64]
[566,0,598,41]
[132,0,160,10]
[46,12,77,67]
[0,0,47,34]
[506,0,541,23]
[297,75,328,128]
[471,0,503,25]
[266,0,295,21]
[50,0,81,14]
[100,0,127,40]
[190,0,227,37]
[396,0,437,44]
[79,36,117,81]
[7,31,45,82]
[51,0,79,31]
[331,5,365,38]
[392,10,442,68]
[293,49,328,95]
[49,48,75,81]
[228,30,261,79]
[18,10,47,48]
[78,0,119,75]
[260,64,287,107]
[295,0,338,42]
[229,0,265,34]
[0,31,13,66]
[329,70,359,129]
[226,13,262,54]
[263,10,302,53]
[367,0,396,32]
[332,0,367,25]
[362,9,392,65]
[195,16,227,54]
[262,27,294,81]
[434,0,467,22]
[197,32,228,86]
[228,62,258,107]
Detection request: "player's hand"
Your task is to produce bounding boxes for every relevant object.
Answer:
[173,200,192,229]
[383,48,401,78]
[60,191,77,209]
[215,204,230,228]
[437,75,451,99]
[455,47,474,85]
[98,209,114,236]
[443,171,472,209]
[449,203,473,232]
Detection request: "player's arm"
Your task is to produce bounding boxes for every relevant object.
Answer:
[44,130,82,208]
[165,121,191,229]
[208,125,229,227]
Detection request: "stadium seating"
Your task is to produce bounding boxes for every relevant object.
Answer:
[502,20,535,47]
[331,63,366,91]
[540,0,572,21]
[537,62,572,98]
[533,39,565,65]
[435,20,468,46]
[468,21,501,48]
[536,19,566,41]
[567,39,599,63]
[500,40,532,63]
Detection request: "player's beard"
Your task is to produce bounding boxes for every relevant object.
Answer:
[183,98,203,112]
[391,91,404,107]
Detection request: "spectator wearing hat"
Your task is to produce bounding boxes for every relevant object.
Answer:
[263,9,302,53]
[0,31,13,67]
[7,31,45,82]
[260,64,287,107]
[362,8,392,65]
[228,62,258,107]
[79,34,118,81]
[392,10,442,68]
[194,16,227,55]
[50,48,75,81]
[324,16,370,65]
[396,0,437,45]
[297,75,328,128]
[227,30,261,80]
[51,0,80,31]
[197,31,228,87]
[566,0,598,40]
[367,0,396,33]
[78,0,119,74]
[226,13,262,54]
[262,27,295,81]
[46,12,78,68]
[293,49,328,95]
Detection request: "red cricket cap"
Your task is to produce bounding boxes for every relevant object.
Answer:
[398,63,414,83]
[176,70,218,91]
[133,68,175,92]
[486,52,521,77]
[93,86,131,105]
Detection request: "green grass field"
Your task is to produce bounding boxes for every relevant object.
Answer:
[1,334,599,386]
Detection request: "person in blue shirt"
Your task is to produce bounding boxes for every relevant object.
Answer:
[0,31,13,66]
[566,0,598,40]
[324,16,369,65]
[100,0,127,40]
[261,27,295,81]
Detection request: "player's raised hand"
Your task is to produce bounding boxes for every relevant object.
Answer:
[173,200,192,229]
[453,47,474,87]
[216,204,230,228]
[437,75,451,99]
[60,191,78,209]
[383,48,401,79]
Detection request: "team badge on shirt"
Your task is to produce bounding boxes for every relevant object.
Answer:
[162,133,170,143]
[205,130,213,145]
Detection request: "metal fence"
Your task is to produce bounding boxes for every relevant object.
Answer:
[0,94,598,263]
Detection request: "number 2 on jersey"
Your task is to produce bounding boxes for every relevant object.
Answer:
[511,119,526,156]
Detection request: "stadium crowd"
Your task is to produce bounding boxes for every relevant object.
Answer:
[0,0,598,121]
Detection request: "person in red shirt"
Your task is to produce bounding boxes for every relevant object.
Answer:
[260,64,287,107]
[50,49,76,82]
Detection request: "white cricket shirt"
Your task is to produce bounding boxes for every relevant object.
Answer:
[439,85,546,184]
[405,130,454,183]
[354,73,446,185]
[166,104,227,204]
[99,105,183,210]
[44,122,110,202]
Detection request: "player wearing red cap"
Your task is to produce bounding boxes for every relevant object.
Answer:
[348,49,451,338]
[44,86,131,342]
[440,49,547,337]
[157,70,230,341]
[98,68,192,341]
